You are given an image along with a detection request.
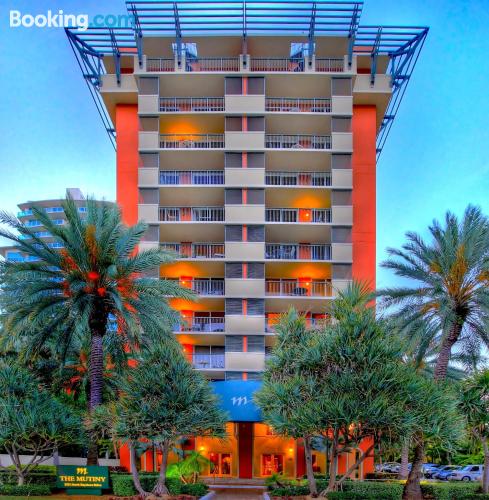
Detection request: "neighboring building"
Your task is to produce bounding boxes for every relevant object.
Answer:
[0,188,88,262]
[66,1,427,480]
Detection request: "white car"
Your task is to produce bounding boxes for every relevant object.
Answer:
[448,465,484,482]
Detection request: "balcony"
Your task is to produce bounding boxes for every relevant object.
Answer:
[147,58,175,72]
[160,134,225,149]
[186,57,240,72]
[174,278,224,296]
[191,354,225,370]
[266,171,331,187]
[160,97,225,112]
[249,57,304,72]
[265,243,331,261]
[175,316,225,333]
[265,98,331,113]
[265,279,333,297]
[266,208,331,223]
[265,134,331,150]
[161,243,225,259]
[159,207,224,222]
[159,170,224,185]
[315,58,345,72]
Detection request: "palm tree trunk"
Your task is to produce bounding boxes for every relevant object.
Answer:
[398,437,410,480]
[303,436,318,497]
[433,321,462,381]
[130,442,148,497]
[153,441,170,496]
[402,434,424,500]
[87,305,108,465]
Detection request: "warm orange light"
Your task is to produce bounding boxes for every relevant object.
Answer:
[288,448,294,454]
[199,446,205,452]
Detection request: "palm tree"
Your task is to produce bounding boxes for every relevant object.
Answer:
[379,205,489,498]
[0,196,193,463]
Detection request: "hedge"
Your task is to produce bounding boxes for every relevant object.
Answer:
[271,480,487,499]
[0,465,56,488]
[0,484,51,496]
[420,482,480,500]
[111,473,208,497]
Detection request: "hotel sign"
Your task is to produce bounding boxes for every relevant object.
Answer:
[211,380,262,421]
[56,465,109,495]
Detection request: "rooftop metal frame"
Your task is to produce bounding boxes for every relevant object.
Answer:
[65,1,428,157]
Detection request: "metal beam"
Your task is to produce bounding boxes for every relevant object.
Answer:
[173,2,183,68]
[109,29,121,85]
[347,3,360,68]
[308,2,317,60]
[128,2,144,67]
[370,26,382,86]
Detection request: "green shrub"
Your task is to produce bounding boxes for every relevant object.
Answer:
[270,484,310,496]
[365,472,398,480]
[110,473,207,497]
[342,481,403,499]
[420,482,480,500]
[328,493,394,500]
[0,483,51,496]
[181,482,209,497]
[0,470,56,487]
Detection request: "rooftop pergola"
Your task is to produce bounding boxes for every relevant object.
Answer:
[66,1,428,155]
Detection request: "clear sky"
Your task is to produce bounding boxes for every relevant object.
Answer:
[1,0,488,288]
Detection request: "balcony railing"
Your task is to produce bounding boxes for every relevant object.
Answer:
[266,171,331,186]
[265,135,331,150]
[159,207,224,222]
[159,170,224,185]
[175,316,225,333]
[160,134,225,149]
[265,98,331,113]
[147,58,175,72]
[160,97,225,112]
[186,57,240,72]
[192,354,225,369]
[266,316,328,332]
[315,58,345,72]
[266,208,331,223]
[191,278,225,296]
[160,243,225,259]
[266,244,331,261]
[250,57,304,72]
[266,279,333,297]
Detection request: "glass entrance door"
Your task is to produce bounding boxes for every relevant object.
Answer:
[261,454,284,476]
[209,452,232,476]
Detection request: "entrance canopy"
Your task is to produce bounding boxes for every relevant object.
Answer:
[211,380,263,422]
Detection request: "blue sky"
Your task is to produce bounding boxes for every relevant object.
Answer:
[1,0,488,288]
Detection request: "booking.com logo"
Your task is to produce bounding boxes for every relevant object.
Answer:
[9,10,135,31]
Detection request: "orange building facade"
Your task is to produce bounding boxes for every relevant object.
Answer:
[66,1,427,480]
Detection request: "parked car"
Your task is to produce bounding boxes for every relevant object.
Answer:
[448,465,484,482]
[376,462,401,473]
[434,465,462,480]
[422,463,441,478]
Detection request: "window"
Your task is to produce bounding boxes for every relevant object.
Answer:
[226,298,243,315]
[247,372,263,381]
[248,77,265,95]
[248,336,265,352]
[248,153,265,168]
[247,189,264,205]
[225,336,244,352]
[225,189,243,204]
[226,263,243,278]
[225,371,244,381]
[225,225,243,242]
[45,206,63,213]
[225,117,242,132]
[290,42,314,57]
[78,207,87,213]
[248,263,264,278]
[172,42,197,58]
[26,220,42,227]
[331,154,352,169]
[225,152,265,168]
[225,153,243,168]
[6,252,23,262]
[332,117,352,133]
[247,117,265,132]
[248,225,265,242]
[247,299,265,316]
[262,454,283,476]
[225,77,242,95]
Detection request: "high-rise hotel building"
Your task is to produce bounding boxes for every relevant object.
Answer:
[66,1,427,479]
